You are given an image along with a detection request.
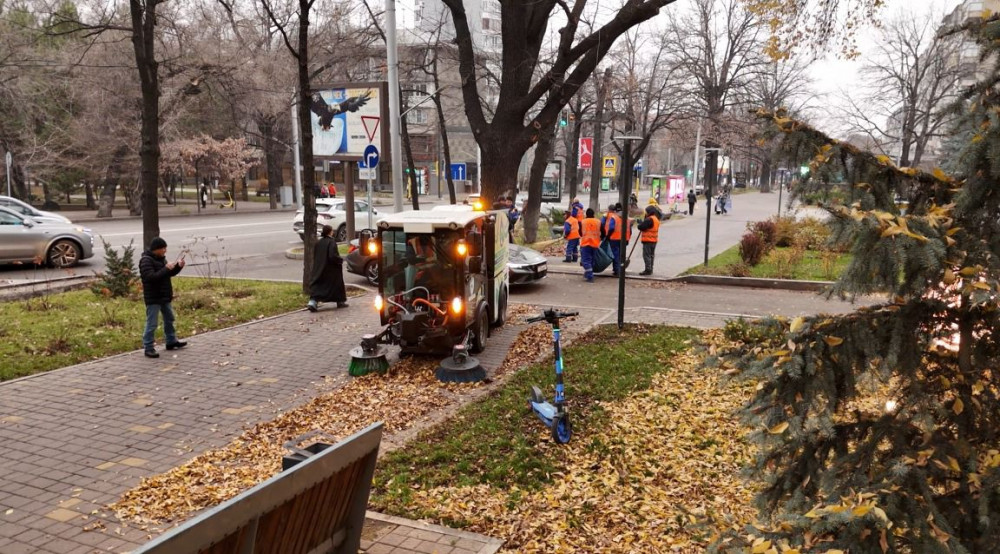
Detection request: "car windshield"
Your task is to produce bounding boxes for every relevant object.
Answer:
[380,229,461,301]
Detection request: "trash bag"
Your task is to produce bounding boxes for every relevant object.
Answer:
[593,239,614,273]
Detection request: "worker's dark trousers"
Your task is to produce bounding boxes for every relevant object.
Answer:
[642,242,656,273]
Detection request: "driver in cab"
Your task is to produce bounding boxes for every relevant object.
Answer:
[407,235,439,292]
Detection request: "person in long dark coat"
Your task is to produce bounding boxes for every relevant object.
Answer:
[307,225,348,311]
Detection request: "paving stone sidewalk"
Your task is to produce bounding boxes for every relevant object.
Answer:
[0,284,809,554]
[0,298,612,554]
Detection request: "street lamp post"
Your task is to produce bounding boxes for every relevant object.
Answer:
[703,147,721,266]
[615,135,642,330]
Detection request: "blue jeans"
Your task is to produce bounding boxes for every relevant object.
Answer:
[143,303,177,350]
[580,246,596,281]
[564,238,579,261]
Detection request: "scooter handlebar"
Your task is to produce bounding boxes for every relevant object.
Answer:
[526,309,579,323]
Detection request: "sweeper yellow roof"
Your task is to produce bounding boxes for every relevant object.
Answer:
[377,205,488,234]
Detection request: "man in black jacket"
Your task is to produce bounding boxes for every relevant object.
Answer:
[139,237,186,358]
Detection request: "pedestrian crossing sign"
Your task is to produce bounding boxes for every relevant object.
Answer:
[602,156,617,177]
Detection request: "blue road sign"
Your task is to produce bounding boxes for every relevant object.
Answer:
[450,163,467,181]
[361,145,380,169]
[634,158,643,172]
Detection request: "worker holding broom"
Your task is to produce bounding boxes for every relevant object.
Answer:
[636,205,660,275]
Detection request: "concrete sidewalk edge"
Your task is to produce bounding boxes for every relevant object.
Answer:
[365,512,504,553]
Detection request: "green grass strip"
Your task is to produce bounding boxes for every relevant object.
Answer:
[369,324,699,518]
[0,277,310,381]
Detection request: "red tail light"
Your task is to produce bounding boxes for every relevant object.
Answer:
[348,245,357,253]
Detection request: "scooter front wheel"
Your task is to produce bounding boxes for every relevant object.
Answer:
[552,413,572,444]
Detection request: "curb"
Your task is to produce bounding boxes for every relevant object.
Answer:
[68,205,299,223]
[364,512,504,554]
[672,274,834,292]
[285,247,305,260]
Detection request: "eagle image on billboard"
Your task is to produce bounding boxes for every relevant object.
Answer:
[310,86,383,157]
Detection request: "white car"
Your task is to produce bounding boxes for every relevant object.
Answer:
[0,196,72,224]
[292,199,379,242]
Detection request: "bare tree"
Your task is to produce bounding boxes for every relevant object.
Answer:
[666,0,765,194]
[439,0,688,206]
[841,10,963,168]
[607,29,686,182]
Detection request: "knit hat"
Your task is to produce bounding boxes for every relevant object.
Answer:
[150,237,167,251]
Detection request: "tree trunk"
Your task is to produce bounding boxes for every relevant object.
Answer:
[479,134,525,206]
[10,163,28,200]
[401,109,419,210]
[566,119,582,202]
[297,0,318,295]
[588,68,612,212]
[258,116,284,210]
[85,182,96,209]
[97,147,127,218]
[759,156,772,193]
[524,123,558,244]
[129,0,161,248]
[431,66,456,204]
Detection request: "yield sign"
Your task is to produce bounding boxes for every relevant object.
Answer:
[361,116,380,143]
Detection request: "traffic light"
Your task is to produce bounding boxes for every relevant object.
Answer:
[559,111,567,127]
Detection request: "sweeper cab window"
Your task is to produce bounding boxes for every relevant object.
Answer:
[380,230,462,304]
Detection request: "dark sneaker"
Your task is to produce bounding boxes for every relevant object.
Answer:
[562,258,573,263]
[166,341,188,350]
[144,350,159,359]
[337,302,349,308]
[307,300,318,312]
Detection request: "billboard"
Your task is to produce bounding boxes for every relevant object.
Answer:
[579,137,593,169]
[311,82,388,160]
[541,160,562,202]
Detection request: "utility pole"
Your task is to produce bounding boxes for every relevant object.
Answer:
[616,135,641,330]
[290,93,303,207]
[386,0,404,212]
[703,146,720,266]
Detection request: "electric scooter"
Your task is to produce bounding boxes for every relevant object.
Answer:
[528,308,579,444]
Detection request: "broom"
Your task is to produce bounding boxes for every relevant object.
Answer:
[348,334,390,376]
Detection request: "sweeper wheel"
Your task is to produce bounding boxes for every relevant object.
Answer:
[436,350,486,383]
[348,344,391,377]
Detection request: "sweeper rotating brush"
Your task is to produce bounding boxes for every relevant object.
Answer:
[436,344,486,383]
[348,334,390,377]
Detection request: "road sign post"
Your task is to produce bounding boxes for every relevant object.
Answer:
[361,145,380,229]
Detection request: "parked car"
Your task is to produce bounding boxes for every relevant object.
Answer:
[345,239,546,287]
[507,244,548,285]
[0,206,94,268]
[0,195,72,224]
[292,199,379,242]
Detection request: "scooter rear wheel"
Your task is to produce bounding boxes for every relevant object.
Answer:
[552,413,572,444]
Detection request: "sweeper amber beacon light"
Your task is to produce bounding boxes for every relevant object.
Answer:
[450,296,463,315]
[374,294,384,312]
[472,199,484,211]
[366,240,379,255]
[456,240,468,257]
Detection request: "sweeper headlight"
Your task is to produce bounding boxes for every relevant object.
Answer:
[366,240,379,255]
[472,200,485,211]
[456,239,468,257]
[374,294,384,312]
[450,296,463,315]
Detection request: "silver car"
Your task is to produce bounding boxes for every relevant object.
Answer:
[0,195,73,224]
[0,206,94,268]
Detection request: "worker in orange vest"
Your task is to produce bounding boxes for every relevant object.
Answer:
[579,208,601,282]
[563,210,582,263]
[636,205,660,275]
[600,204,630,276]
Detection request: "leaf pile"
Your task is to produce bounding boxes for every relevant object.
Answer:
[111,304,546,527]
[404,335,759,552]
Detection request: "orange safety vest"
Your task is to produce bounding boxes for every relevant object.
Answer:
[565,216,581,240]
[580,218,601,247]
[641,215,660,243]
[604,213,631,241]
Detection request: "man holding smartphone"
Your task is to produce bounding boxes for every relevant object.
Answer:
[139,237,187,358]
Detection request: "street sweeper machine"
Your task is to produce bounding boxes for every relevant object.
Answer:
[349,204,510,382]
